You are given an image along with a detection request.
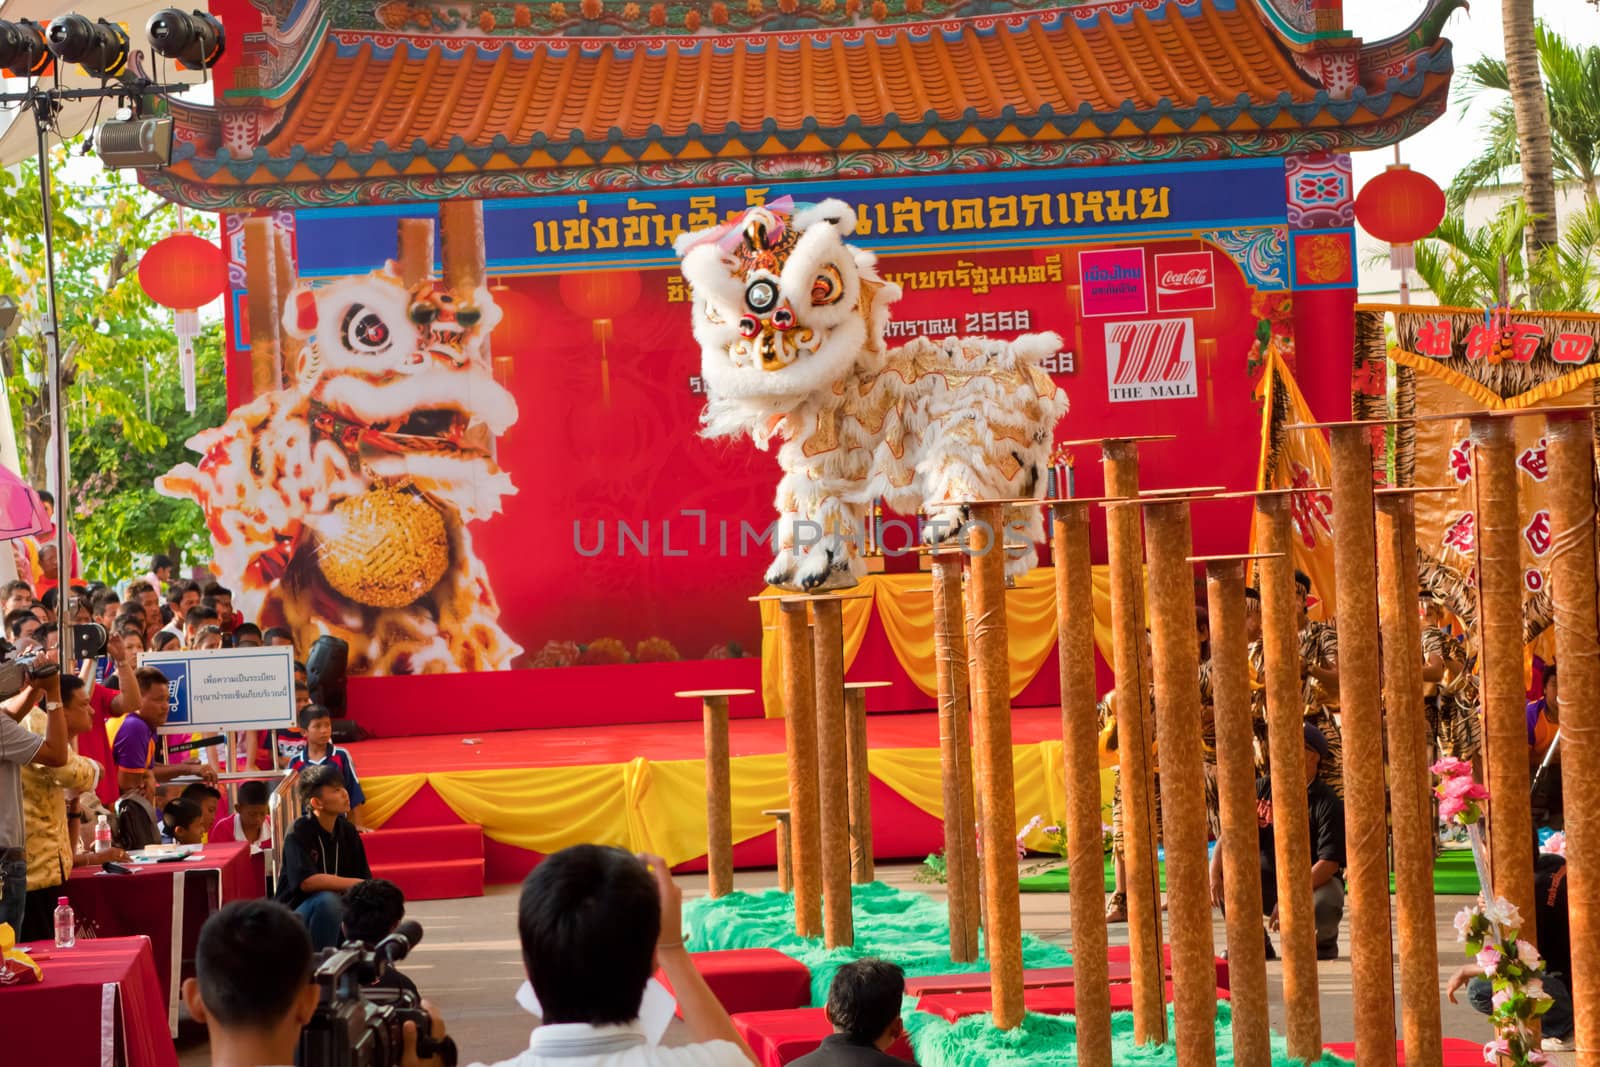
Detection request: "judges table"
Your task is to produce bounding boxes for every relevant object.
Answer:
[2,935,179,1067]
[62,842,265,1035]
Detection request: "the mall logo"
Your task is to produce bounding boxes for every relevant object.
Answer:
[1154,250,1216,312]
[1104,318,1197,403]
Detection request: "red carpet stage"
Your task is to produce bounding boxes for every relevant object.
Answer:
[353,707,1103,887]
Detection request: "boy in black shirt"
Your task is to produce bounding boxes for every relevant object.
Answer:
[276,763,371,950]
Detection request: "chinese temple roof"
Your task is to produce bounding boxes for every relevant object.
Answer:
[144,0,1461,210]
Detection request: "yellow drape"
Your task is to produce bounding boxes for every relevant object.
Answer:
[362,744,1118,866]
[758,566,1118,718]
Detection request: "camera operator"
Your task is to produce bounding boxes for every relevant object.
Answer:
[342,879,419,999]
[182,899,446,1067]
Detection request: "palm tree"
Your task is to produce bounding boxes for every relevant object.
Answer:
[1450,23,1600,210]
[1408,199,1600,312]
[1498,0,1560,262]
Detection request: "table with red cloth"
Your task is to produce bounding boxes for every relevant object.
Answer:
[61,842,265,1036]
[2,936,179,1067]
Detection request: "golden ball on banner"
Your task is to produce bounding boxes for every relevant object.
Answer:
[317,487,450,608]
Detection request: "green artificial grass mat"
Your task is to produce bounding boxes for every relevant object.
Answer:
[904,1001,1355,1067]
[1019,847,1482,896]
[683,881,1073,1005]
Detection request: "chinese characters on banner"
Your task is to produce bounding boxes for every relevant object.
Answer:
[1412,378,1574,616]
[1397,312,1600,367]
[1253,349,1338,620]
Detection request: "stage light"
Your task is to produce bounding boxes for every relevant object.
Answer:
[146,9,225,70]
[0,19,50,77]
[46,14,129,79]
[97,116,173,168]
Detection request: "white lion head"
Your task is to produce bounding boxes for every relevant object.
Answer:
[675,198,901,433]
[282,265,518,441]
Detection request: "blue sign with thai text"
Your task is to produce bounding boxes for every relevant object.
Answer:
[292,157,1288,278]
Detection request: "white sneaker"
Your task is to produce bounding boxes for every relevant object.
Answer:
[1541,1037,1575,1052]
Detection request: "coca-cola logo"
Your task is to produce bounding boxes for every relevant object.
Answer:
[1154,251,1216,312]
[1159,268,1210,288]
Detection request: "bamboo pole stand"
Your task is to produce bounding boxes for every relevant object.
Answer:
[1543,410,1600,1065]
[777,600,823,937]
[1136,497,1216,1065]
[965,502,1024,1028]
[1050,499,1112,1067]
[812,597,854,949]
[844,681,890,885]
[1201,556,1274,1067]
[675,688,754,899]
[1100,439,1167,1044]
[1254,493,1323,1058]
[1376,489,1444,1067]
[932,547,981,962]
[1467,416,1539,945]
[1325,424,1398,1067]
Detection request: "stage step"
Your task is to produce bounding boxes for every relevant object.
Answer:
[364,824,485,901]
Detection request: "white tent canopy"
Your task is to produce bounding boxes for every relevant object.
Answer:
[0,0,212,170]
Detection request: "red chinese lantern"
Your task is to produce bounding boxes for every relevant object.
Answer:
[1355,164,1445,275]
[558,270,642,406]
[139,231,227,412]
[488,284,541,384]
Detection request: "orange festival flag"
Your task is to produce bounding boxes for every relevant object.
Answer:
[1251,349,1337,620]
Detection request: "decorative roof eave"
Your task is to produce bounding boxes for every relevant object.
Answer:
[142,85,1446,212]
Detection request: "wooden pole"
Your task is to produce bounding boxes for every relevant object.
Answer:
[1255,494,1322,1058]
[273,226,300,389]
[242,217,282,400]
[1375,492,1443,1067]
[703,695,734,898]
[1327,424,1397,1067]
[1204,558,1273,1067]
[397,217,435,288]
[1051,500,1112,1067]
[777,601,823,937]
[1468,417,1539,940]
[843,684,880,885]
[966,502,1024,1028]
[933,550,980,962]
[1101,440,1167,1044]
[812,599,854,948]
[1140,500,1216,1066]
[439,200,486,295]
[677,688,753,900]
[1542,412,1599,1063]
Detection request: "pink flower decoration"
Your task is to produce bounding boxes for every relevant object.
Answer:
[1516,940,1544,968]
[1455,906,1478,940]
[1443,775,1490,801]
[1482,1038,1510,1064]
[1543,832,1565,856]
[1433,756,1471,778]
[1477,945,1503,977]
[1439,795,1467,822]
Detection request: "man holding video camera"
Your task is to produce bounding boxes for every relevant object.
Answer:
[183,899,447,1067]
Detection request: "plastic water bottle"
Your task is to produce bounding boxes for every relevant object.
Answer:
[54,897,75,948]
[94,813,112,852]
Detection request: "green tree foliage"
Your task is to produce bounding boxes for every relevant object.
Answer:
[0,144,219,581]
[1450,22,1600,209]
[1409,198,1600,311]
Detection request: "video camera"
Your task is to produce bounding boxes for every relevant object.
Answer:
[297,920,457,1067]
[0,623,107,700]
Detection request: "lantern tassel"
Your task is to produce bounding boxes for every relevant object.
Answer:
[175,307,200,413]
[1388,243,1416,272]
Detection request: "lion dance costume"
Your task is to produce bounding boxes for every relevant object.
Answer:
[159,266,522,673]
[675,197,1069,591]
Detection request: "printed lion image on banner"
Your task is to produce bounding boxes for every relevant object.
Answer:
[159,261,522,675]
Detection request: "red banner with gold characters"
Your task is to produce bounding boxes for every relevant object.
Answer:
[1253,347,1338,620]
